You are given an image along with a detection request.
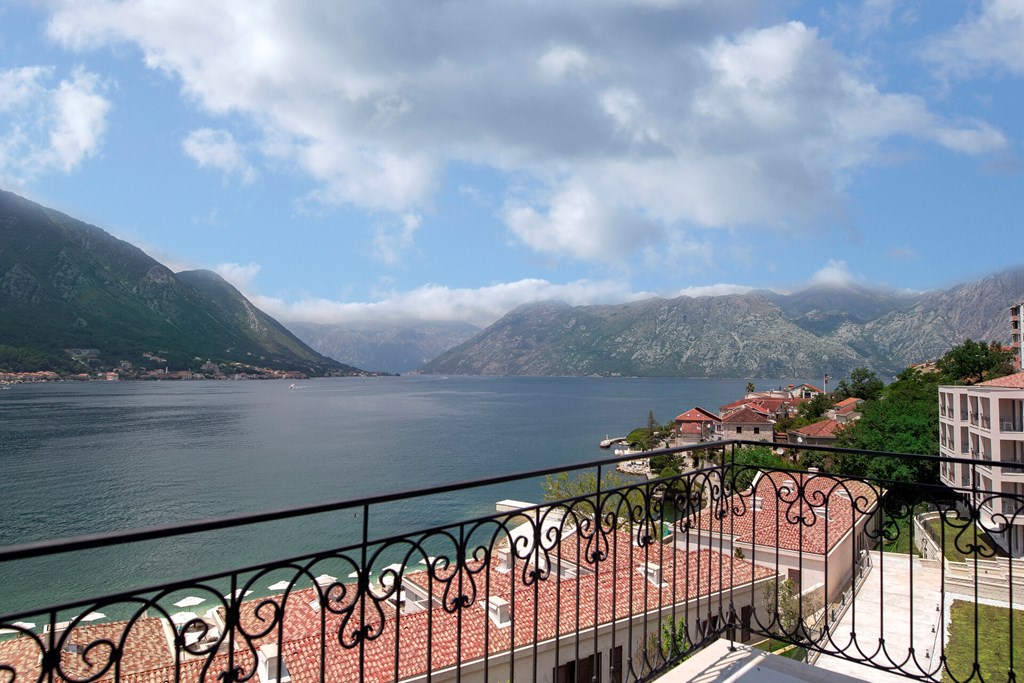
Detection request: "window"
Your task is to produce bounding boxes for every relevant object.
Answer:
[610,646,622,683]
[753,427,760,435]
[736,426,743,434]
[556,653,601,683]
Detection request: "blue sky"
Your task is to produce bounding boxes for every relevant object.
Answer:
[1,1,1022,327]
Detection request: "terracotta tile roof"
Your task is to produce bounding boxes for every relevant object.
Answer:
[674,407,720,423]
[791,418,842,439]
[0,617,173,682]
[2,539,773,683]
[834,398,862,408]
[978,372,1024,388]
[719,407,774,425]
[719,398,792,416]
[677,422,703,435]
[682,471,879,556]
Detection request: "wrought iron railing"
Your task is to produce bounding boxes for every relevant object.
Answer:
[0,442,1021,683]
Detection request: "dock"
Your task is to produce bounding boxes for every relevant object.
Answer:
[599,436,627,448]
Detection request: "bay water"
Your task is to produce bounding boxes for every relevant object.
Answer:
[0,375,805,615]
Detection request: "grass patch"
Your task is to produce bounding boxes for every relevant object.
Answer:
[752,638,807,662]
[924,515,1005,562]
[879,515,920,556]
[943,601,1024,682]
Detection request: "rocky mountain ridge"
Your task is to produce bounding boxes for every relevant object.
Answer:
[419,268,1024,378]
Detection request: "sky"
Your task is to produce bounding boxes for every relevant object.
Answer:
[1,1,1022,328]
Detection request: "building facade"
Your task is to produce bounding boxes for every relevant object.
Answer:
[938,373,1024,557]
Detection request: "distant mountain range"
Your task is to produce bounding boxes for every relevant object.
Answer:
[6,188,1020,380]
[419,269,1024,378]
[0,190,362,376]
[286,321,479,374]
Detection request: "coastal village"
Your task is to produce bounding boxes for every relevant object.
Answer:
[0,349,310,384]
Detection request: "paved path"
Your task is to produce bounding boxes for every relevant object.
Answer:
[814,551,944,682]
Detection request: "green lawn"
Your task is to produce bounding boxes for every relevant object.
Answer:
[752,638,807,662]
[943,601,1023,683]
[879,515,920,556]
[924,516,1004,562]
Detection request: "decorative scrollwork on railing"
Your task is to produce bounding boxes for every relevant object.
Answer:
[2,442,1021,683]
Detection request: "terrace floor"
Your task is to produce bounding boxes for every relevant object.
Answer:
[815,551,944,682]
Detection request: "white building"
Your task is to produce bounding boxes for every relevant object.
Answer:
[938,373,1024,557]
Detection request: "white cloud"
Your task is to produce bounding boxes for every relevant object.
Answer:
[538,45,588,79]
[809,259,855,287]
[214,262,261,292]
[372,212,421,265]
[182,128,256,184]
[503,182,662,262]
[41,2,1006,265]
[252,278,651,328]
[925,0,1024,77]
[0,65,110,182]
[669,283,754,298]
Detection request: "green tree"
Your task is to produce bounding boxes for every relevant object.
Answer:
[762,578,799,636]
[937,339,1014,385]
[661,615,690,660]
[746,382,756,394]
[833,367,884,402]
[798,393,834,421]
[725,446,803,491]
[541,470,648,524]
[833,367,941,483]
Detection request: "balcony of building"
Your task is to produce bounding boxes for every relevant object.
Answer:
[0,442,1021,683]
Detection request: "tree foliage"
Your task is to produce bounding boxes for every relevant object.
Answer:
[833,367,941,483]
[832,367,884,402]
[725,445,803,491]
[936,339,1014,385]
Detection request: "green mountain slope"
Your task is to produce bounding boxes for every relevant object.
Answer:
[420,295,869,377]
[0,189,360,375]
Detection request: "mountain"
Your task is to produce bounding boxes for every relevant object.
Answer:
[0,189,362,375]
[287,320,480,374]
[762,284,923,336]
[421,295,870,378]
[830,266,1024,373]
[420,269,1024,378]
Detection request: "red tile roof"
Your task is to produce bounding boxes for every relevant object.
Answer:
[719,407,774,425]
[4,535,773,683]
[834,398,862,408]
[978,372,1024,388]
[791,418,842,439]
[674,407,720,423]
[719,398,792,416]
[682,471,879,556]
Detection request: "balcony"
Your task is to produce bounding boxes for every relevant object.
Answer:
[0,442,1021,683]
[1001,420,1023,433]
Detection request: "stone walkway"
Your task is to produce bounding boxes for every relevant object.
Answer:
[814,551,945,682]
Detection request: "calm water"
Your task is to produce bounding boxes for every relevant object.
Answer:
[0,375,804,614]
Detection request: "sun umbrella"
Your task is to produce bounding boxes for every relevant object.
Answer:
[267,581,291,591]
[170,611,199,625]
[173,596,206,608]
[314,574,336,586]
[418,557,437,566]
[223,589,254,600]
[0,621,35,634]
[81,612,106,622]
